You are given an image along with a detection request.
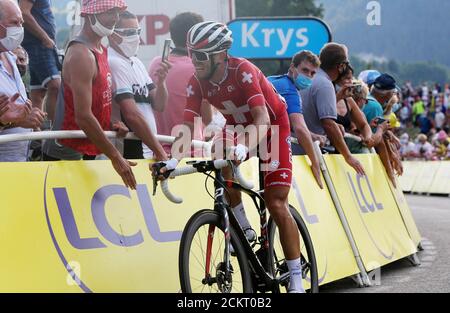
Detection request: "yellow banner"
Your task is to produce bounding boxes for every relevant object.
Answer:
[411,162,441,194]
[0,157,359,292]
[323,155,417,272]
[428,161,450,195]
[399,161,423,192]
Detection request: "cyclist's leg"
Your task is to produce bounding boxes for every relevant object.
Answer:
[263,113,304,292]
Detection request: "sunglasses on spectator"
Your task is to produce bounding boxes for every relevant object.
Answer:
[114,28,142,37]
[188,49,226,62]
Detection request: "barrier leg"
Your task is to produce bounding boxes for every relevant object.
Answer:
[313,143,372,287]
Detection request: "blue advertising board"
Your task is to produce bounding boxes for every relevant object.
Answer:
[228,17,332,59]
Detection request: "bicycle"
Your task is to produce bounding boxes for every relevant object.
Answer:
[154,159,319,293]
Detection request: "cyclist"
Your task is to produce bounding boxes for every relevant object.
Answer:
[153,21,305,293]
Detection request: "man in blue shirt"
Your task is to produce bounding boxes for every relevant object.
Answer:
[19,0,60,122]
[269,50,323,188]
[363,74,397,132]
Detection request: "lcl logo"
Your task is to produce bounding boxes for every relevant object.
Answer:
[50,184,181,250]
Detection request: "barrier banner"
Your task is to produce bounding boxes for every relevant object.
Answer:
[323,155,418,272]
[398,161,423,192]
[0,157,359,292]
[411,162,441,194]
[428,161,450,195]
[388,178,422,248]
[289,157,360,285]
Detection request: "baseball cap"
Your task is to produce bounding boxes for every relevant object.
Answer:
[374,73,397,92]
[81,0,127,17]
[358,70,381,86]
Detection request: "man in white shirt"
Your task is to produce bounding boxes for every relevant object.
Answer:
[108,10,168,160]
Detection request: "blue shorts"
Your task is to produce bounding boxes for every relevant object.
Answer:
[24,44,61,90]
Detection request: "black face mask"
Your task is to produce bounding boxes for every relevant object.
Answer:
[334,63,348,83]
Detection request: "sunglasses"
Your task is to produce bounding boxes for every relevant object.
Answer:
[114,28,142,37]
[188,49,226,62]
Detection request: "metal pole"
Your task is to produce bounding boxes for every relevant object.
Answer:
[0,131,212,156]
[312,141,372,287]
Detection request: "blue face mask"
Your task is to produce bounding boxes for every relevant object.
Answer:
[294,70,312,90]
[392,103,401,113]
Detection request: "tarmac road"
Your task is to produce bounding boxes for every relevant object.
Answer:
[320,194,450,293]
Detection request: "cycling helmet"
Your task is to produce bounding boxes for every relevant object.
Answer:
[187,21,233,53]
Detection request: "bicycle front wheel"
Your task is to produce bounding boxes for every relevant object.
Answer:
[268,205,319,293]
[179,210,253,293]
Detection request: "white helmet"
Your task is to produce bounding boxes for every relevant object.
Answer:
[187,21,233,53]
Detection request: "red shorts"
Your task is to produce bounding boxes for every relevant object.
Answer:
[211,112,292,190]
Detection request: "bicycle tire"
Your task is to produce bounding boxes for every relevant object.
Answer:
[267,205,319,293]
[179,210,254,293]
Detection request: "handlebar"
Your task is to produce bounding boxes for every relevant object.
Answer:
[158,160,255,204]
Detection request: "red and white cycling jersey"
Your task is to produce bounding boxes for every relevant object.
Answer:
[183,57,293,189]
[184,57,287,126]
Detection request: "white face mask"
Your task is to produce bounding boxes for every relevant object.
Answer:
[0,24,24,51]
[116,34,140,58]
[90,15,115,37]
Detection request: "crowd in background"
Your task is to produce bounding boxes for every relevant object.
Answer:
[1,0,448,190]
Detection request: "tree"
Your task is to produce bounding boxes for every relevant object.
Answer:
[236,0,324,18]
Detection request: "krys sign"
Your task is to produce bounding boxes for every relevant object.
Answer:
[227,17,332,59]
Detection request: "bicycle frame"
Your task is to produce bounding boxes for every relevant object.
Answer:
[204,167,287,293]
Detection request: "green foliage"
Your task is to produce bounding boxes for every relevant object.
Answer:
[236,0,324,18]
[350,55,450,86]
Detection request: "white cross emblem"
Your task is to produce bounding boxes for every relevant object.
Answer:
[187,85,194,97]
[242,72,253,84]
[280,172,289,180]
[218,100,250,124]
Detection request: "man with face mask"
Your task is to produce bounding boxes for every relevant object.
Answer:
[268,50,323,188]
[300,42,366,176]
[49,0,138,190]
[107,11,168,161]
[0,0,46,161]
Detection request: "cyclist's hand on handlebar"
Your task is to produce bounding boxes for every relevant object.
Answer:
[227,144,248,165]
[151,158,179,181]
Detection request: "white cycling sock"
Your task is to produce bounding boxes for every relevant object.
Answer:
[232,203,251,231]
[286,258,305,293]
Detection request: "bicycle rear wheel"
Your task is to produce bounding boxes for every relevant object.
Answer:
[267,205,319,293]
[179,210,253,293]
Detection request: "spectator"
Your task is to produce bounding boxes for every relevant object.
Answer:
[413,134,434,160]
[0,0,45,161]
[55,0,137,190]
[399,100,411,127]
[300,42,365,175]
[334,66,382,154]
[412,95,425,125]
[149,12,205,155]
[435,106,446,131]
[433,130,449,160]
[357,69,380,89]
[12,45,28,77]
[19,0,60,122]
[399,133,415,160]
[363,74,400,184]
[268,50,323,188]
[107,10,168,161]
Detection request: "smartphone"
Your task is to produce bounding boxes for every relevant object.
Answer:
[162,39,172,62]
[375,117,387,125]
